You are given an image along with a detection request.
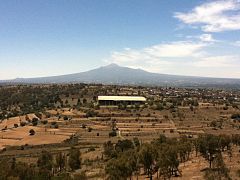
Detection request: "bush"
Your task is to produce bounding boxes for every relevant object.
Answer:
[86,110,98,118]
[51,121,57,126]
[32,118,38,126]
[32,121,38,126]
[156,103,164,111]
[223,106,228,110]
[231,113,240,120]
[32,117,39,122]
[88,127,93,132]
[232,104,239,109]
[236,169,240,177]
[20,122,26,127]
[68,147,81,171]
[42,120,48,124]
[109,131,117,137]
[210,120,217,127]
[73,172,87,180]
[88,147,95,152]
[29,129,35,136]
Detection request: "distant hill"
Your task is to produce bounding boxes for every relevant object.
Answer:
[1,63,240,88]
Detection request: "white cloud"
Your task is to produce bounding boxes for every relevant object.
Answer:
[104,1,240,78]
[108,41,207,64]
[186,34,217,42]
[105,40,240,78]
[144,41,206,58]
[106,40,207,72]
[199,34,216,42]
[233,41,240,46]
[174,0,240,32]
[193,55,239,67]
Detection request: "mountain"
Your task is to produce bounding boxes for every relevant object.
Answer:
[1,63,240,88]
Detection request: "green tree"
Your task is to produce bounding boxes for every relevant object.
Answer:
[139,143,156,179]
[37,150,53,178]
[68,147,81,171]
[105,150,138,180]
[29,129,35,136]
[157,145,180,179]
[198,134,220,168]
[103,141,116,159]
[56,152,66,172]
[115,139,134,153]
[133,137,140,149]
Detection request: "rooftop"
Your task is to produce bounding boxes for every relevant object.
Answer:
[98,96,146,101]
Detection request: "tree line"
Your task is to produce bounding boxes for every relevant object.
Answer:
[0,147,83,180]
[104,134,240,180]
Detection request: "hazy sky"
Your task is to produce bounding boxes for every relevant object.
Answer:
[0,0,240,80]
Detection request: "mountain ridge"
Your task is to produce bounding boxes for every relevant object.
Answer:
[1,64,240,88]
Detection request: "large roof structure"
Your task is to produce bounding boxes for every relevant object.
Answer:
[98,96,146,101]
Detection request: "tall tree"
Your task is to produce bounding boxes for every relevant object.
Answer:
[139,144,156,179]
[37,150,53,179]
[56,152,66,172]
[198,134,220,168]
[68,147,81,171]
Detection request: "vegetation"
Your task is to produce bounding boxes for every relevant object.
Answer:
[1,84,240,179]
[68,147,81,171]
[29,129,35,136]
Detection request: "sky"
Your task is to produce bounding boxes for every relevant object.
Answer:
[0,0,240,80]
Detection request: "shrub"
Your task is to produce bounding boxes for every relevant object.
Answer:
[51,121,57,126]
[88,147,95,152]
[86,110,98,118]
[42,120,48,124]
[29,129,35,136]
[231,113,240,120]
[232,104,239,109]
[236,169,240,177]
[210,120,217,127]
[32,121,38,126]
[32,118,38,126]
[20,122,26,127]
[109,131,117,137]
[68,147,81,171]
[73,172,87,180]
[32,117,39,122]
[223,106,228,110]
[88,127,93,132]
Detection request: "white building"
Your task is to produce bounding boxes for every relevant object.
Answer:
[98,96,146,106]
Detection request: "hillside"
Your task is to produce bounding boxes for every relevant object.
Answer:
[1,63,240,88]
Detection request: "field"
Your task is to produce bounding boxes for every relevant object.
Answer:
[0,84,240,179]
